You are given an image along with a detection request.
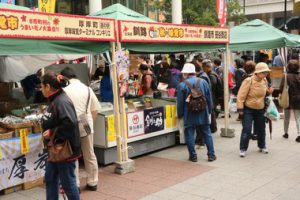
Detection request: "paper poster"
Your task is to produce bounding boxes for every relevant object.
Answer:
[107,115,116,143]
[38,0,56,13]
[165,105,171,129]
[171,105,177,128]
[144,107,164,134]
[20,128,29,154]
[127,111,144,138]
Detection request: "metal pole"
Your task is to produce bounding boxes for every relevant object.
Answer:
[243,0,246,15]
[284,0,287,32]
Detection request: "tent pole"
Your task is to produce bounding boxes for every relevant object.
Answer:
[221,43,235,138]
[111,42,122,163]
[114,22,135,175]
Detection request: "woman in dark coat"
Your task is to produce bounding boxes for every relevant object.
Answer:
[280,60,300,142]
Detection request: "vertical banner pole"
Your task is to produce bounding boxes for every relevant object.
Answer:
[110,42,122,162]
[221,43,235,138]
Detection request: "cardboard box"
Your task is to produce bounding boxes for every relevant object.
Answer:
[0,131,13,140]
[0,184,22,195]
[22,178,44,190]
[0,83,13,97]
[14,127,32,137]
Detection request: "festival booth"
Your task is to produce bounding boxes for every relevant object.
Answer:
[0,6,115,193]
[230,19,300,90]
[90,4,230,165]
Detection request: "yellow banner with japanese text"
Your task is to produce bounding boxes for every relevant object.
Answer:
[38,0,56,13]
[119,20,229,44]
[20,128,29,154]
[0,9,115,41]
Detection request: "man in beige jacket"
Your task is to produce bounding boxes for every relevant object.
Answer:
[61,67,101,191]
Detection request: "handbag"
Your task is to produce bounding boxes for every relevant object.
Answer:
[47,131,73,162]
[78,88,92,137]
[278,73,289,109]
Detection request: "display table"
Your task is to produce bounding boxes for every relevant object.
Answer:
[94,98,179,165]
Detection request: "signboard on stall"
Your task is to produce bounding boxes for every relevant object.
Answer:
[119,20,229,44]
[0,9,115,41]
[0,134,46,191]
[144,107,164,134]
[127,111,144,138]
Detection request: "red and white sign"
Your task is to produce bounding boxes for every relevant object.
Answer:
[127,111,144,138]
[216,0,227,27]
[119,20,229,44]
[0,9,115,41]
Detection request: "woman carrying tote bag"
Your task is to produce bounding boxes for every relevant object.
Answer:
[279,60,300,142]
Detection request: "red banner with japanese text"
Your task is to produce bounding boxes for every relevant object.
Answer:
[119,20,229,44]
[216,0,227,27]
[0,9,115,41]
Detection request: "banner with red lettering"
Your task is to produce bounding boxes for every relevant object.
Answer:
[216,0,227,27]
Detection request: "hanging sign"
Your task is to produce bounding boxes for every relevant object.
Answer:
[20,128,29,154]
[38,0,56,13]
[127,111,144,138]
[107,115,116,143]
[144,107,164,134]
[216,0,227,27]
[119,20,229,44]
[0,9,115,41]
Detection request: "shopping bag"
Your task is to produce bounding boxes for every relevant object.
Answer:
[229,95,237,113]
[278,73,289,109]
[265,97,280,121]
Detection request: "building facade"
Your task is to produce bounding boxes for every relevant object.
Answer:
[241,0,299,33]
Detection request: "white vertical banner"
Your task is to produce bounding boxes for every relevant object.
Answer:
[0,134,46,191]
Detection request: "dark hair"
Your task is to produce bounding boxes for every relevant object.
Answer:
[104,64,110,77]
[61,67,77,79]
[244,61,256,74]
[213,58,222,66]
[139,64,148,72]
[287,59,299,73]
[234,58,245,69]
[41,71,69,89]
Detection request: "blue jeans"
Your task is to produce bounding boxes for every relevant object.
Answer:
[45,160,80,200]
[240,107,266,151]
[185,124,215,159]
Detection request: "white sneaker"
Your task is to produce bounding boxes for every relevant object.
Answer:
[240,151,246,157]
[259,148,269,154]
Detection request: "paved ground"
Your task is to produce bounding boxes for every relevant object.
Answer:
[1,112,300,200]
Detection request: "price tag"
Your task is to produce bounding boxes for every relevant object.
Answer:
[171,105,177,127]
[165,105,171,129]
[20,128,29,154]
[107,115,116,143]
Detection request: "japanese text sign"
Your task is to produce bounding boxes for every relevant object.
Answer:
[119,20,229,44]
[144,107,164,134]
[0,134,46,191]
[0,9,115,41]
[127,111,144,138]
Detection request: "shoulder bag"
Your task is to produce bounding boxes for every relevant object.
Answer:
[78,88,92,137]
[278,73,289,109]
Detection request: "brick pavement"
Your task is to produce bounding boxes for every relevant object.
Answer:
[1,112,300,200]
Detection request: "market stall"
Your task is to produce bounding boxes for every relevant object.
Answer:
[90,4,229,164]
[0,7,115,192]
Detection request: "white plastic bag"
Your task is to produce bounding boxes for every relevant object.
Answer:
[265,97,280,121]
[229,95,237,113]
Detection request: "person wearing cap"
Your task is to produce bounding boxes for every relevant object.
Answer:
[177,63,216,162]
[237,62,274,157]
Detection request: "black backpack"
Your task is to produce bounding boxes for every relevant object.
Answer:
[210,72,224,99]
[184,79,207,113]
